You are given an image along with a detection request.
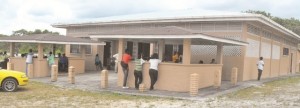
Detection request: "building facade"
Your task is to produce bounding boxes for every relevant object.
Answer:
[53,11,300,82]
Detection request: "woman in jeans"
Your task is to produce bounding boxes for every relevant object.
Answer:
[121,49,132,88]
[148,53,161,90]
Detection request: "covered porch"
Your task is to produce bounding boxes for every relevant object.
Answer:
[0,34,105,78]
[90,27,247,92]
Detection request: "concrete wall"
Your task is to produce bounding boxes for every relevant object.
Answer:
[10,58,57,77]
[243,23,298,81]
[65,44,103,71]
[10,57,84,78]
[117,62,222,92]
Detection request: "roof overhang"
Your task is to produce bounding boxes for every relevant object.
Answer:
[90,34,248,46]
[53,15,300,40]
[0,40,105,45]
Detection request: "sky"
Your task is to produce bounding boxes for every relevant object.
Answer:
[0,0,299,35]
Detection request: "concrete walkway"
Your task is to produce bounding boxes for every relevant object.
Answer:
[31,71,300,100]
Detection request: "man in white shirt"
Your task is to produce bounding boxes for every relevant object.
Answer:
[26,49,33,76]
[257,57,264,81]
[113,53,118,73]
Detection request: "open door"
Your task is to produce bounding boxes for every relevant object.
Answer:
[103,42,111,69]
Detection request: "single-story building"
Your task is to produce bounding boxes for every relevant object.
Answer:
[52,10,300,92]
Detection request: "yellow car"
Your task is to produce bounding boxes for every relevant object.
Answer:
[0,70,28,92]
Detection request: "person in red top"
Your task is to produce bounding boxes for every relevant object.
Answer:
[121,49,132,88]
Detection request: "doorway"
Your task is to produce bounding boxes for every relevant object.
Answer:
[138,42,150,60]
[103,42,111,69]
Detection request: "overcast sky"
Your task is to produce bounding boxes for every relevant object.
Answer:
[0,0,299,35]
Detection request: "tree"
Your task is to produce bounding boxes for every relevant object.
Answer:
[8,29,63,54]
[12,29,28,36]
[243,10,300,35]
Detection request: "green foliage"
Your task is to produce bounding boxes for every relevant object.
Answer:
[243,10,300,35]
[1,29,64,55]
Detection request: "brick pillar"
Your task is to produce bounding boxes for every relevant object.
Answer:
[101,70,108,88]
[28,64,34,78]
[68,66,75,84]
[183,39,191,64]
[9,42,15,57]
[190,73,199,96]
[139,84,145,92]
[7,62,14,70]
[231,67,238,86]
[51,65,58,82]
[214,70,221,89]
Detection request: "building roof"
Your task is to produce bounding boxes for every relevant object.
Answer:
[0,34,105,45]
[90,26,248,46]
[52,9,300,40]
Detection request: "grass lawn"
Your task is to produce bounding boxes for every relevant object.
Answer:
[0,81,192,107]
[224,76,300,100]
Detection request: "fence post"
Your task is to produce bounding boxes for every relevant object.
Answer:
[28,64,34,78]
[100,70,108,88]
[139,84,145,92]
[68,66,75,84]
[190,73,199,96]
[51,65,58,82]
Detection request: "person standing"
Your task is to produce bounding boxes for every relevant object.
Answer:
[257,57,264,81]
[121,49,132,88]
[25,49,33,76]
[134,54,145,89]
[210,59,216,64]
[60,54,68,71]
[47,52,55,76]
[148,53,161,90]
[172,51,179,63]
[95,54,103,71]
[113,53,119,73]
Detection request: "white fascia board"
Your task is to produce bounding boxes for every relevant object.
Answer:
[0,40,105,45]
[90,34,248,46]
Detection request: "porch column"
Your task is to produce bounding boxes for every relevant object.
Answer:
[38,43,44,60]
[158,39,165,60]
[117,38,124,86]
[182,39,191,64]
[80,45,86,59]
[150,43,154,56]
[9,42,15,57]
[216,43,224,64]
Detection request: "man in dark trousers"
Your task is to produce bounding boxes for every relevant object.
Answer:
[257,57,264,81]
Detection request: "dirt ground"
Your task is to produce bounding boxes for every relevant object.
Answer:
[1,76,300,108]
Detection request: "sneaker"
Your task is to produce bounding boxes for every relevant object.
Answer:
[122,86,129,89]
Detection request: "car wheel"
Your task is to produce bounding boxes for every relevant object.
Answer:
[2,78,18,92]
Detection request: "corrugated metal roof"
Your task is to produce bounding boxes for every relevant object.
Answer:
[53,9,252,25]
[0,34,105,45]
[51,9,300,40]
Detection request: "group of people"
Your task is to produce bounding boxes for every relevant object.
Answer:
[121,49,161,90]
[25,49,68,76]
[0,51,9,69]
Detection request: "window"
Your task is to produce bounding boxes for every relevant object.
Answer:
[70,45,92,54]
[85,45,92,54]
[70,45,80,54]
[283,47,289,56]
